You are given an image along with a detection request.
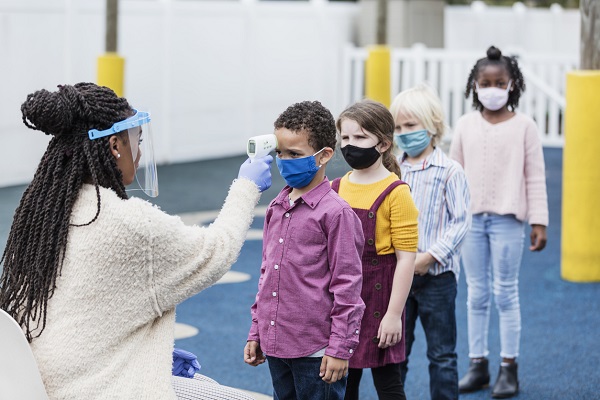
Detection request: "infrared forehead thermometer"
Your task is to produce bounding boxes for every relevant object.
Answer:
[247,134,277,160]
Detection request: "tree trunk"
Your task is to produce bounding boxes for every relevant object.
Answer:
[106,0,118,53]
[376,0,387,45]
[580,0,600,69]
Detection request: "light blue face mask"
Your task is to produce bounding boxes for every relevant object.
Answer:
[394,129,431,158]
[275,148,324,189]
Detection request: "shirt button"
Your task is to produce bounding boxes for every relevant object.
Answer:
[274,265,279,270]
[372,337,380,344]
[355,329,359,335]
[371,259,379,266]
[349,349,353,354]
[375,283,382,290]
[270,321,275,326]
[279,238,283,243]
[285,213,290,218]
[272,292,277,297]
[373,311,381,319]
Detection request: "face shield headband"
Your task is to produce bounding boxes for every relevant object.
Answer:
[88,110,158,197]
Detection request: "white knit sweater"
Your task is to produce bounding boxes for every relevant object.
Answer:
[30,179,261,400]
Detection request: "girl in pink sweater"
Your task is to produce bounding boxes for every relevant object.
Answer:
[449,46,548,399]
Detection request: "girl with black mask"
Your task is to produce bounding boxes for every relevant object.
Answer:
[332,99,419,400]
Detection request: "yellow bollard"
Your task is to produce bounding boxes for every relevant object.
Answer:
[97,52,125,97]
[365,45,391,107]
[561,71,600,282]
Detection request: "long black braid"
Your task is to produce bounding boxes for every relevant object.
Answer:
[0,83,133,341]
[465,46,526,112]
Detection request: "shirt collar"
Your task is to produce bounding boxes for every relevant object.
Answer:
[401,147,447,170]
[271,177,332,209]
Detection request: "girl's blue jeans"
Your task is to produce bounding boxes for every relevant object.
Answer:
[267,355,347,400]
[461,213,525,359]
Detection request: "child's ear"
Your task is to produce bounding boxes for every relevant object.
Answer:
[378,140,392,154]
[317,147,335,166]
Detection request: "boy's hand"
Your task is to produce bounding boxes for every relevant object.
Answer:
[414,252,434,276]
[244,340,266,366]
[530,224,547,251]
[377,312,403,349]
[319,356,348,383]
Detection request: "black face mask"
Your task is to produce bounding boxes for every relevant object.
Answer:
[341,144,381,170]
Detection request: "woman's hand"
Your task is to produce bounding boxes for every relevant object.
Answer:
[530,224,547,251]
[320,356,348,383]
[238,155,273,192]
[377,312,403,349]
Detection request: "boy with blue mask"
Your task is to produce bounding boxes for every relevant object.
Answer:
[390,83,471,400]
[244,101,366,400]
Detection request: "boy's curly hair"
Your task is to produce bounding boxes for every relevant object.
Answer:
[274,101,337,151]
[465,46,525,112]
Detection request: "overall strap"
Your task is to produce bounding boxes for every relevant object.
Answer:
[331,177,342,193]
[370,180,407,212]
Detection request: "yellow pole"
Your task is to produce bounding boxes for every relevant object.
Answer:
[365,45,391,107]
[561,71,600,282]
[97,53,125,97]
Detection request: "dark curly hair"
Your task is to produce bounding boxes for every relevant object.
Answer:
[336,99,400,177]
[465,46,525,111]
[274,101,337,151]
[0,82,133,341]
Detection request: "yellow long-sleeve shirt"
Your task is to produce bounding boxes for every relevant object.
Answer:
[337,172,418,254]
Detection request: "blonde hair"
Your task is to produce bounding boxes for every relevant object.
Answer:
[389,82,446,147]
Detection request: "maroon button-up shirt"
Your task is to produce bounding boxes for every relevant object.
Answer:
[248,178,365,359]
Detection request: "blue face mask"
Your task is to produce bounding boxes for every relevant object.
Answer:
[276,149,324,189]
[394,129,431,157]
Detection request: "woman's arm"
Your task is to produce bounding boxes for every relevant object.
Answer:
[148,178,262,315]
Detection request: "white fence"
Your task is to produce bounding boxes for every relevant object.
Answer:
[343,44,578,147]
[0,1,580,187]
[0,0,358,187]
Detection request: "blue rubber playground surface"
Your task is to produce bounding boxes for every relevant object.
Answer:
[1,147,599,399]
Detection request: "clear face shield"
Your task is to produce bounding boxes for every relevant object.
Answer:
[88,110,158,197]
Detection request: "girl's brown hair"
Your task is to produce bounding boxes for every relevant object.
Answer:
[336,99,400,177]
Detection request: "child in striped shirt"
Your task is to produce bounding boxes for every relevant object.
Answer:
[390,83,471,400]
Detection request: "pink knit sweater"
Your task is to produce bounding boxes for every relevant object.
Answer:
[449,111,549,226]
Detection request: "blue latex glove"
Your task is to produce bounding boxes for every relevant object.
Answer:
[172,348,201,378]
[238,155,273,192]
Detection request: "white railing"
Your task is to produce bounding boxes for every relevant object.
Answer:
[343,43,578,147]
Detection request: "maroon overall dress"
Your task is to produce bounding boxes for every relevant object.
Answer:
[332,178,407,369]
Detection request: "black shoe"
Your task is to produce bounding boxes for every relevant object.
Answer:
[492,363,519,398]
[458,358,490,393]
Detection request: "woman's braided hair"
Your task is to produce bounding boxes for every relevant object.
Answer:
[465,46,525,111]
[0,83,133,341]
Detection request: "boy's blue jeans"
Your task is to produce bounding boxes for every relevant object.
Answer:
[267,355,347,400]
[399,271,458,400]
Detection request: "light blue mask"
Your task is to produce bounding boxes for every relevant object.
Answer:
[276,149,324,189]
[394,129,431,157]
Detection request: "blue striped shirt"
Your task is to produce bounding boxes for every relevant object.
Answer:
[399,147,471,277]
